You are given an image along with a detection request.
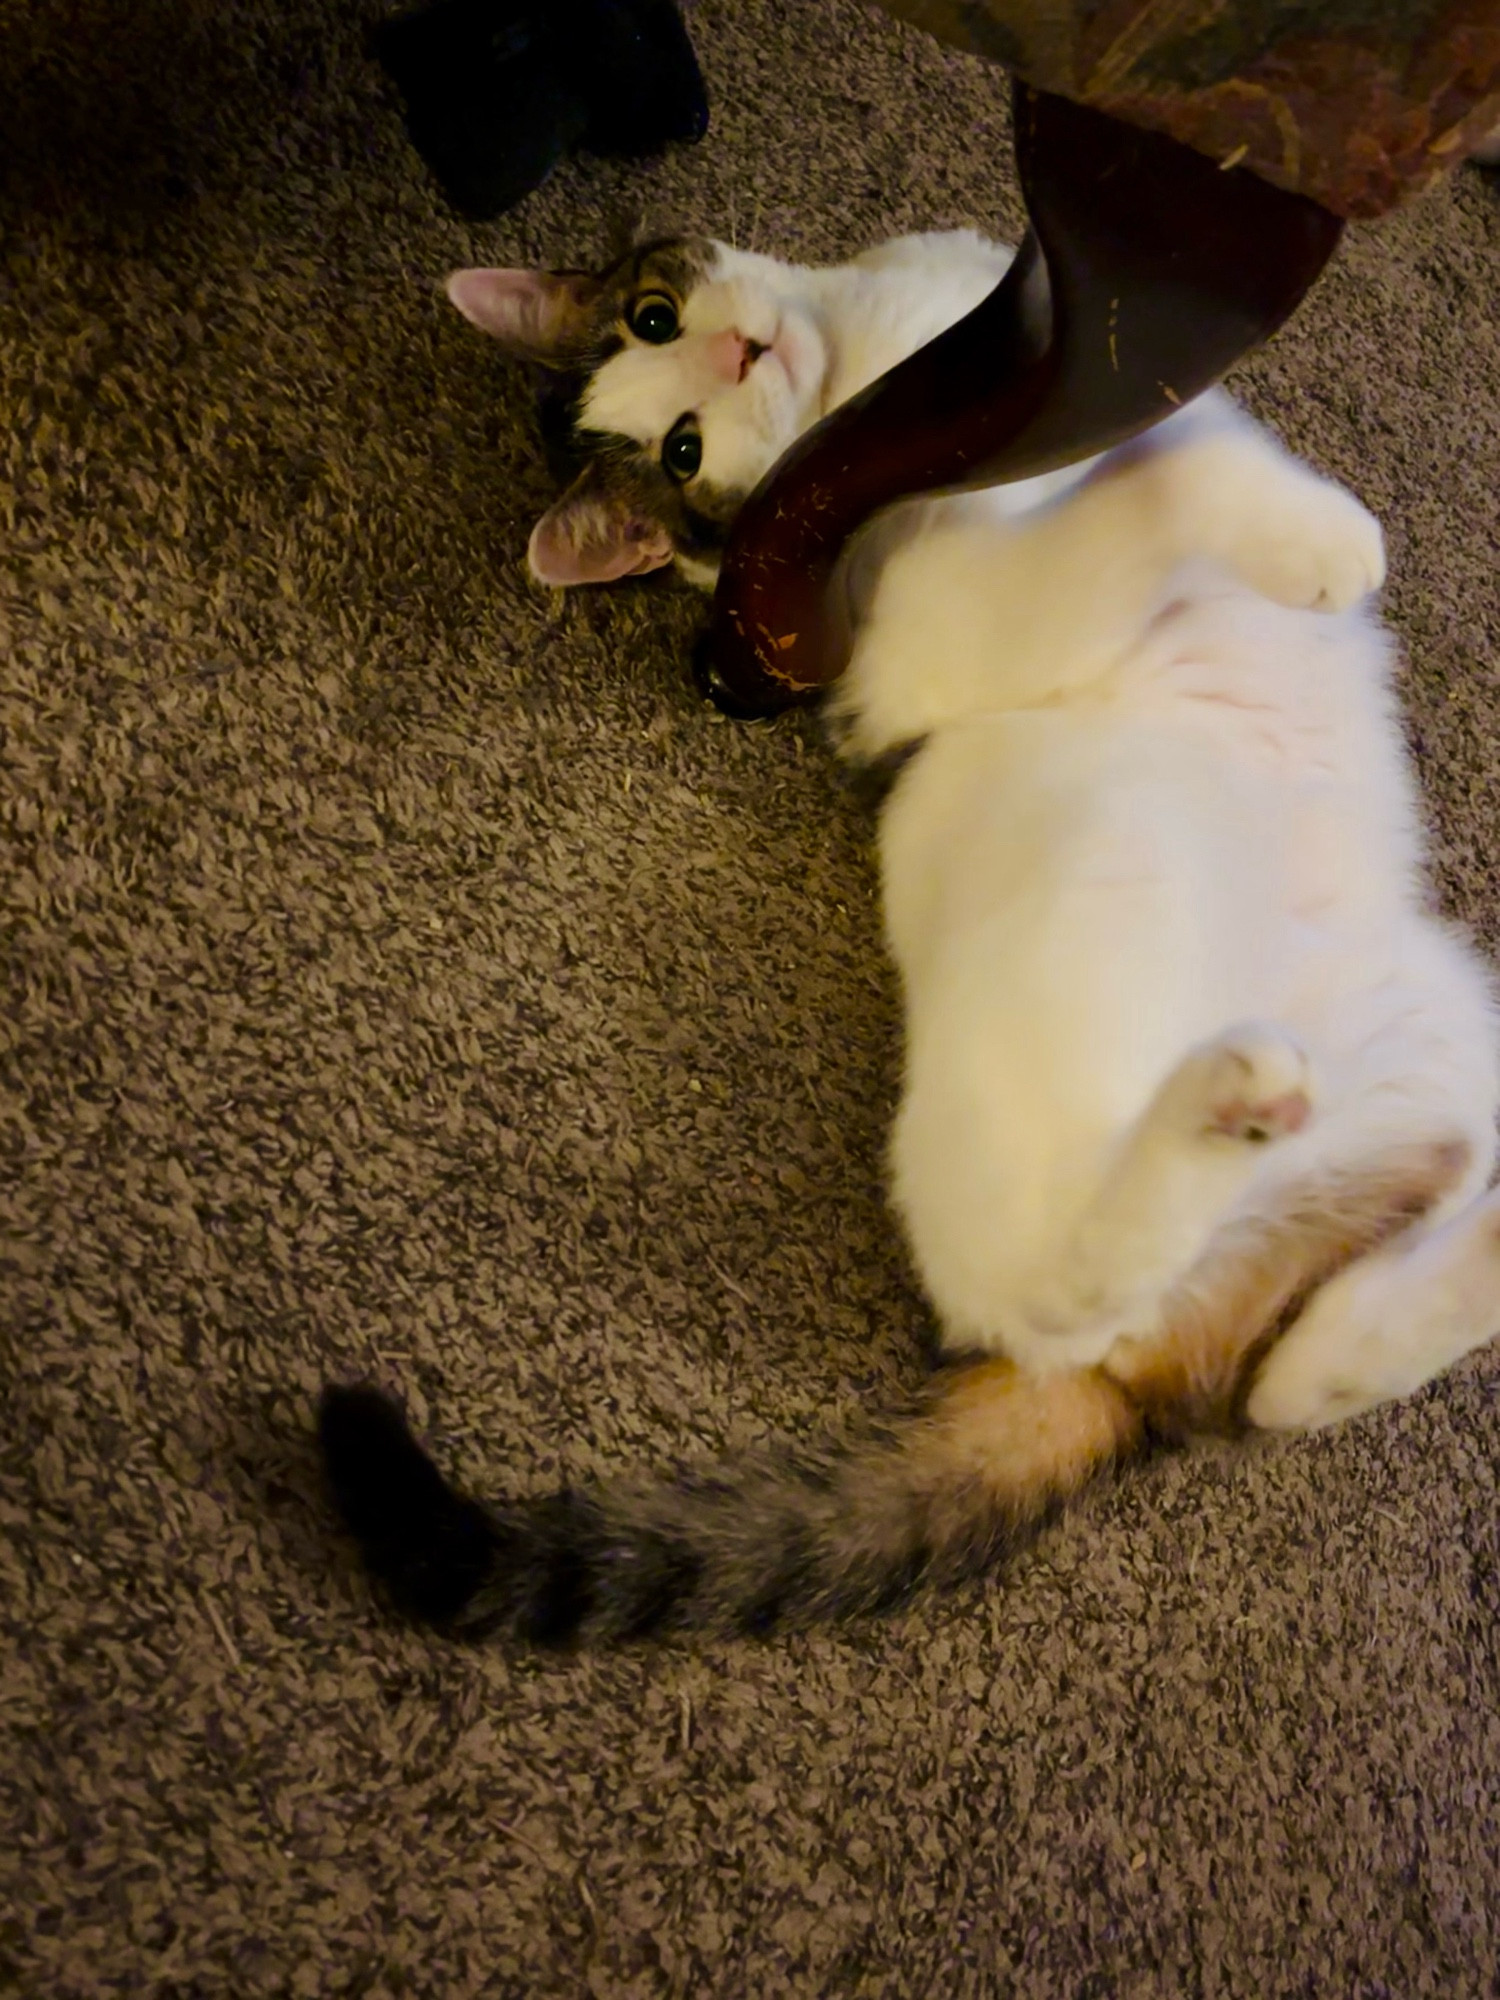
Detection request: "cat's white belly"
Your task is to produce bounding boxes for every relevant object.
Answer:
[880,707,1454,1365]
[826,365,1500,1408]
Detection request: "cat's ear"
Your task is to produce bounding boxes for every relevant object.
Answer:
[445,268,598,363]
[528,467,674,586]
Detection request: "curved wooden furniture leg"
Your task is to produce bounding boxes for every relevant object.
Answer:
[695,83,1344,720]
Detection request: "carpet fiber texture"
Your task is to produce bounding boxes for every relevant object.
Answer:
[3,2,1499,1994]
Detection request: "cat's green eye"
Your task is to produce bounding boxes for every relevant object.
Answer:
[630,294,679,344]
[662,415,702,482]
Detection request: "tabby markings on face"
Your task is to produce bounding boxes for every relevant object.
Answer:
[564,239,779,570]
[447,235,821,584]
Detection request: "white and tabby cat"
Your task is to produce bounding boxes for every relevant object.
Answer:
[444,228,1021,586]
[320,230,1500,1643]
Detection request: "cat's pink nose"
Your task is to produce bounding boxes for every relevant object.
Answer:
[702,329,764,384]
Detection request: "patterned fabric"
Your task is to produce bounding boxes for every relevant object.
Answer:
[873,1,1500,216]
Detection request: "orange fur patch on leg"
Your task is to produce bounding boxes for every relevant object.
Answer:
[1102,1137,1471,1437]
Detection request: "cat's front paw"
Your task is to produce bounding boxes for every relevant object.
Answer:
[1238,480,1386,614]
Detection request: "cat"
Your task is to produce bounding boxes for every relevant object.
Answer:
[443,227,1021,587]
[318,229,1500,1644]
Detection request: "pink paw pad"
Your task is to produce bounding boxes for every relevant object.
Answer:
[1208,1090,1311,1143]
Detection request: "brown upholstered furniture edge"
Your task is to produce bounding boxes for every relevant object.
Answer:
[873,1,1500,216]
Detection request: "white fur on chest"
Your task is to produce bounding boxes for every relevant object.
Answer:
[815,232,1014,409]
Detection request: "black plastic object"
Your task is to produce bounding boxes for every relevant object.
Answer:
[374,0,709,219]
[696,82,1344,718]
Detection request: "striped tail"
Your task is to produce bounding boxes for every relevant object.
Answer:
[318,1363,1140,1643]
[318,1137,1465,1645]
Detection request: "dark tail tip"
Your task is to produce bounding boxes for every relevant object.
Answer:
[318,1384,499,1629]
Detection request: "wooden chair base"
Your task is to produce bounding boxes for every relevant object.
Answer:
[695,84,1343,719]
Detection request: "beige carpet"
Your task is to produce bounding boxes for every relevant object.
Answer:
[3,2,1499,1993]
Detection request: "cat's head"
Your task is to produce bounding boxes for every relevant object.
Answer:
[446,237,829,588]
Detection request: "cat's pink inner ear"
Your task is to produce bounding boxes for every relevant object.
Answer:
[444,268,592,359]
[528,488,674,586]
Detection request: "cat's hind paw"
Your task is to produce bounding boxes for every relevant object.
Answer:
[1176,1023,1314,1144]
[1247,1186,1500,1430]
[1243,1348,1379,1432]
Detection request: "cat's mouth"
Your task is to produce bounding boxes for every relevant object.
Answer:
[753,319,813,405]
